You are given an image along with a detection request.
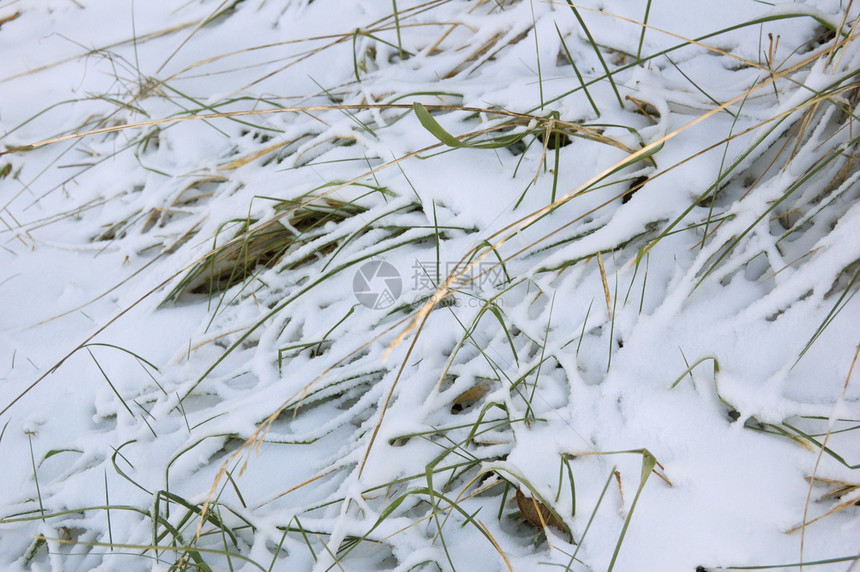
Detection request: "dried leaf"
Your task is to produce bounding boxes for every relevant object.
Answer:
[515,488,563,531]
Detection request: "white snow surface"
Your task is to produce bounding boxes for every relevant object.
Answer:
[1,1,859,571]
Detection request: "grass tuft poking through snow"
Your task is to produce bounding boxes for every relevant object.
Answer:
[1,1,859,571]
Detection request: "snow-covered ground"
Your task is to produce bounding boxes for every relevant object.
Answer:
[1,1,859,570]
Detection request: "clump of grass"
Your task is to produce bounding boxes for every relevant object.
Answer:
[164,193,370,301]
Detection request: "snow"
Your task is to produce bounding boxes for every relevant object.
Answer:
[1,0,859,571]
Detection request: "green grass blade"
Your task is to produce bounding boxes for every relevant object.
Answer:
[637,0,652,61]
[556,23,600,116]
[565,1,624,108]
[607,451,657,571]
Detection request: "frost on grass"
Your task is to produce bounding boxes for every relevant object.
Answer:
[1,1,859,571]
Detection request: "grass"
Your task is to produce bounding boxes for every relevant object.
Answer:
[1,1,859,570]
